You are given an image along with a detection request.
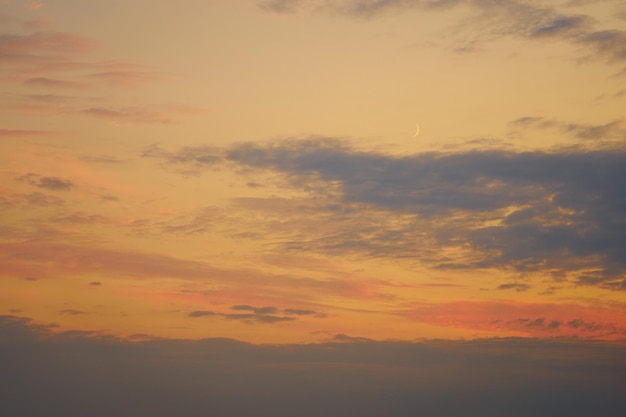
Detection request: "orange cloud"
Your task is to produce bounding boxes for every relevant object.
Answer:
[0,127,59,137]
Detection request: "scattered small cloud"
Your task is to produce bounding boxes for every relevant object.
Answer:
[59,309,86,315]
[496,283,531,292]
[13,191,65,206]
[142,144,224,174]
[17,173,74,191]
[188,310,216,318]
[80,155,127,164]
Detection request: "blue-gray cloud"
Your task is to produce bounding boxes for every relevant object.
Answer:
[226,137,626,288]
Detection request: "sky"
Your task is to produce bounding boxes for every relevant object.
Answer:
[1,0,626,415]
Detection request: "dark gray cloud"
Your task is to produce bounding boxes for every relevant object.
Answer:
[1,315,626,417]
[284,308,320,315]
[188,305,325,323]
[231,305,278,314]
[188,310,216,318]
[225,137,626,288]
[496,282,531,292]
[223,312,296,323]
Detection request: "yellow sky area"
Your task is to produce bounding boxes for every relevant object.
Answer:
[1,0,626,344]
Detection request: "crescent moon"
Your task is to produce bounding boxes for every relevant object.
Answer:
[414,123,420,137]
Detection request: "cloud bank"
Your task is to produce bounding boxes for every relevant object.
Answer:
[1,315,625,417]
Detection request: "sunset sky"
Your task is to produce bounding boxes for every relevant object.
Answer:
[1,0,626,414]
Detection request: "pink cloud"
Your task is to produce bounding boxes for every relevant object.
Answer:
[0,127,59,137]
[80,107,175,125]
[402,300,626,340]
[0,30,97,55]
[23,77,86,89]
[85,71,162,89]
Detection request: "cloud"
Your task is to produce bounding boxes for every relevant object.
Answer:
[258,0,307,14]
[12,191,64,206]
[59,309,86,315]
[284,308,320,315]
[51,212,110,224]
[80,154,127,164]
[257,0,626,66]
[0,126,59,137]
[224,137,626,287]
[0,239,385,312]
[1,315,626,417]
[79,107,174,125]
[17,173,74,190]
[402,300,626,339]
[88,281,102,286]
[188,305,324,324]
[580,29,626,63]
[23,77,86,89]
[142,144,223,174]
[496,283,531,292]
[0,29,97,56]
[84,70,161,88]
[0,22,166,96]
[231,305,278,314]
[188,310,216,318]
[509,116,625,141]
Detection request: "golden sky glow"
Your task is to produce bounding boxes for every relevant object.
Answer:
[2,0,626,346]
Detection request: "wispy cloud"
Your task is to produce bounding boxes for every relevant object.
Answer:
[23,77,86,89]
[0,126,59,137]
[258,0,626,68]
[509,116,625,141]
[79,107,174,125]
